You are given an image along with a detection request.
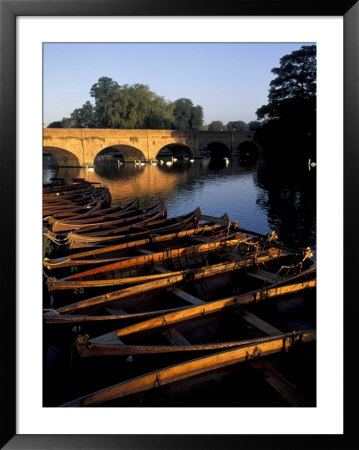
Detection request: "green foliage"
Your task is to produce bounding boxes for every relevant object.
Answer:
[247,121,262,132]
[61,117,72,128]
[47,117,74,128]
[190,105,204,130]
[145,95,175,129]
[255,45,316,161]
[208,121,227,131]
[226,121,249,132]
[47,121,63,128]
[74,78,190,130]
[69,101,96,128]
[173,98,193,130]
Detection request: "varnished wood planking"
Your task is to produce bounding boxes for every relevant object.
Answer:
[66,330,316,407]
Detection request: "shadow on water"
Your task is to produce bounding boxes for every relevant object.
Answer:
[255,158,316,249]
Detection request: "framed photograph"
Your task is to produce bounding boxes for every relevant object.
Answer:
[1,0,357,448]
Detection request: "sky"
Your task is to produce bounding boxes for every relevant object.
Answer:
[43,42,309,127]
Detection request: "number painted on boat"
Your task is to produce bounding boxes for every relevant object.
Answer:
[70,266,78,272]
[74,288,85,294]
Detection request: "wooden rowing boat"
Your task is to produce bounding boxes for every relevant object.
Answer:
[42,181,317,408]
[49,201,143,233]
[43,179,93,194]
[43,196,105,221]
[43,262,316,336]
[75,278,316,357]
[43,220,235,276]
[45,232,278,302]
[66,207,204,250]
[62,328,316,407]
[45,247,314,315]
[43,186,111,218]
[44,208,203,258]
[49,198,139,231]
[44,186,100,204]
[54,201,167,238]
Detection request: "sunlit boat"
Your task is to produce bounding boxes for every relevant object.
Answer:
[43,219,236,276]
[46,231,266,301]
[62,327,316,407]
[44,246,315,319]
[75,278,316,357]
[65,207,204,250]
[48,197,139,231]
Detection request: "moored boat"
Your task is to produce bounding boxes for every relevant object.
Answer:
[49,197,139,231]
[65,207,204,250]
[62,328,316,407]
[54,200,167,237]
[43,218,241,276]
[43,185,111,218]
[75,278,316,357]
[43,180,317,408]
[45,246,315,316]
[45,231,263,301]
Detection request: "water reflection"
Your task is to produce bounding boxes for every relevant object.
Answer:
[255,163,316,248]
[43,156,316,249]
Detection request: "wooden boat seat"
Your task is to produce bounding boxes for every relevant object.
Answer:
[90,330,125,346]
[169,288,205,306]
[200,214,230,226]
[190,235,211,243]
[241,309,282,336]
[247,269,279,283]
[104,306,128,315]
[161,327,191,346]
[135,247,153,255]
[240,308,312,406]
[250,359,311,406]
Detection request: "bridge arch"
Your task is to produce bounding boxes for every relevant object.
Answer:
[95,145,146,164]
[207,142,231,159]
[43,146,81,167]
[156,143,194,161]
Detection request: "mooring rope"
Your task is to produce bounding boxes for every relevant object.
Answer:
[43,230,70,246]
[43,308,60,315]
[276,247,313,277]
[43,257,72,266]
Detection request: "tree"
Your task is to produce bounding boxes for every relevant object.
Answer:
[90,77,121,128]
[247,121,262,132]
[190,105,204,130]
[69,101,96,128]
[208,121,226,131]
[47,121,63,128]
[255,45,316,161]
[256,45,316,121]
[173,98,194,130]
[48,77,204,130]
[61,117,71,128]
[226,121,249,132]
[89,79,176,129]
[146,95,175,129]
[47,117,72,128]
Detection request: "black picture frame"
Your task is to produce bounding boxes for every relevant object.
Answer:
[1,0,357,448]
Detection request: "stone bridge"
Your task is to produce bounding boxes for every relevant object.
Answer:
[43,128,258,167]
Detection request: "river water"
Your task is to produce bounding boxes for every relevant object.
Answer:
[43,155,316,250]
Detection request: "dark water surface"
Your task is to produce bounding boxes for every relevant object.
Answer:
[43,156,316,250]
